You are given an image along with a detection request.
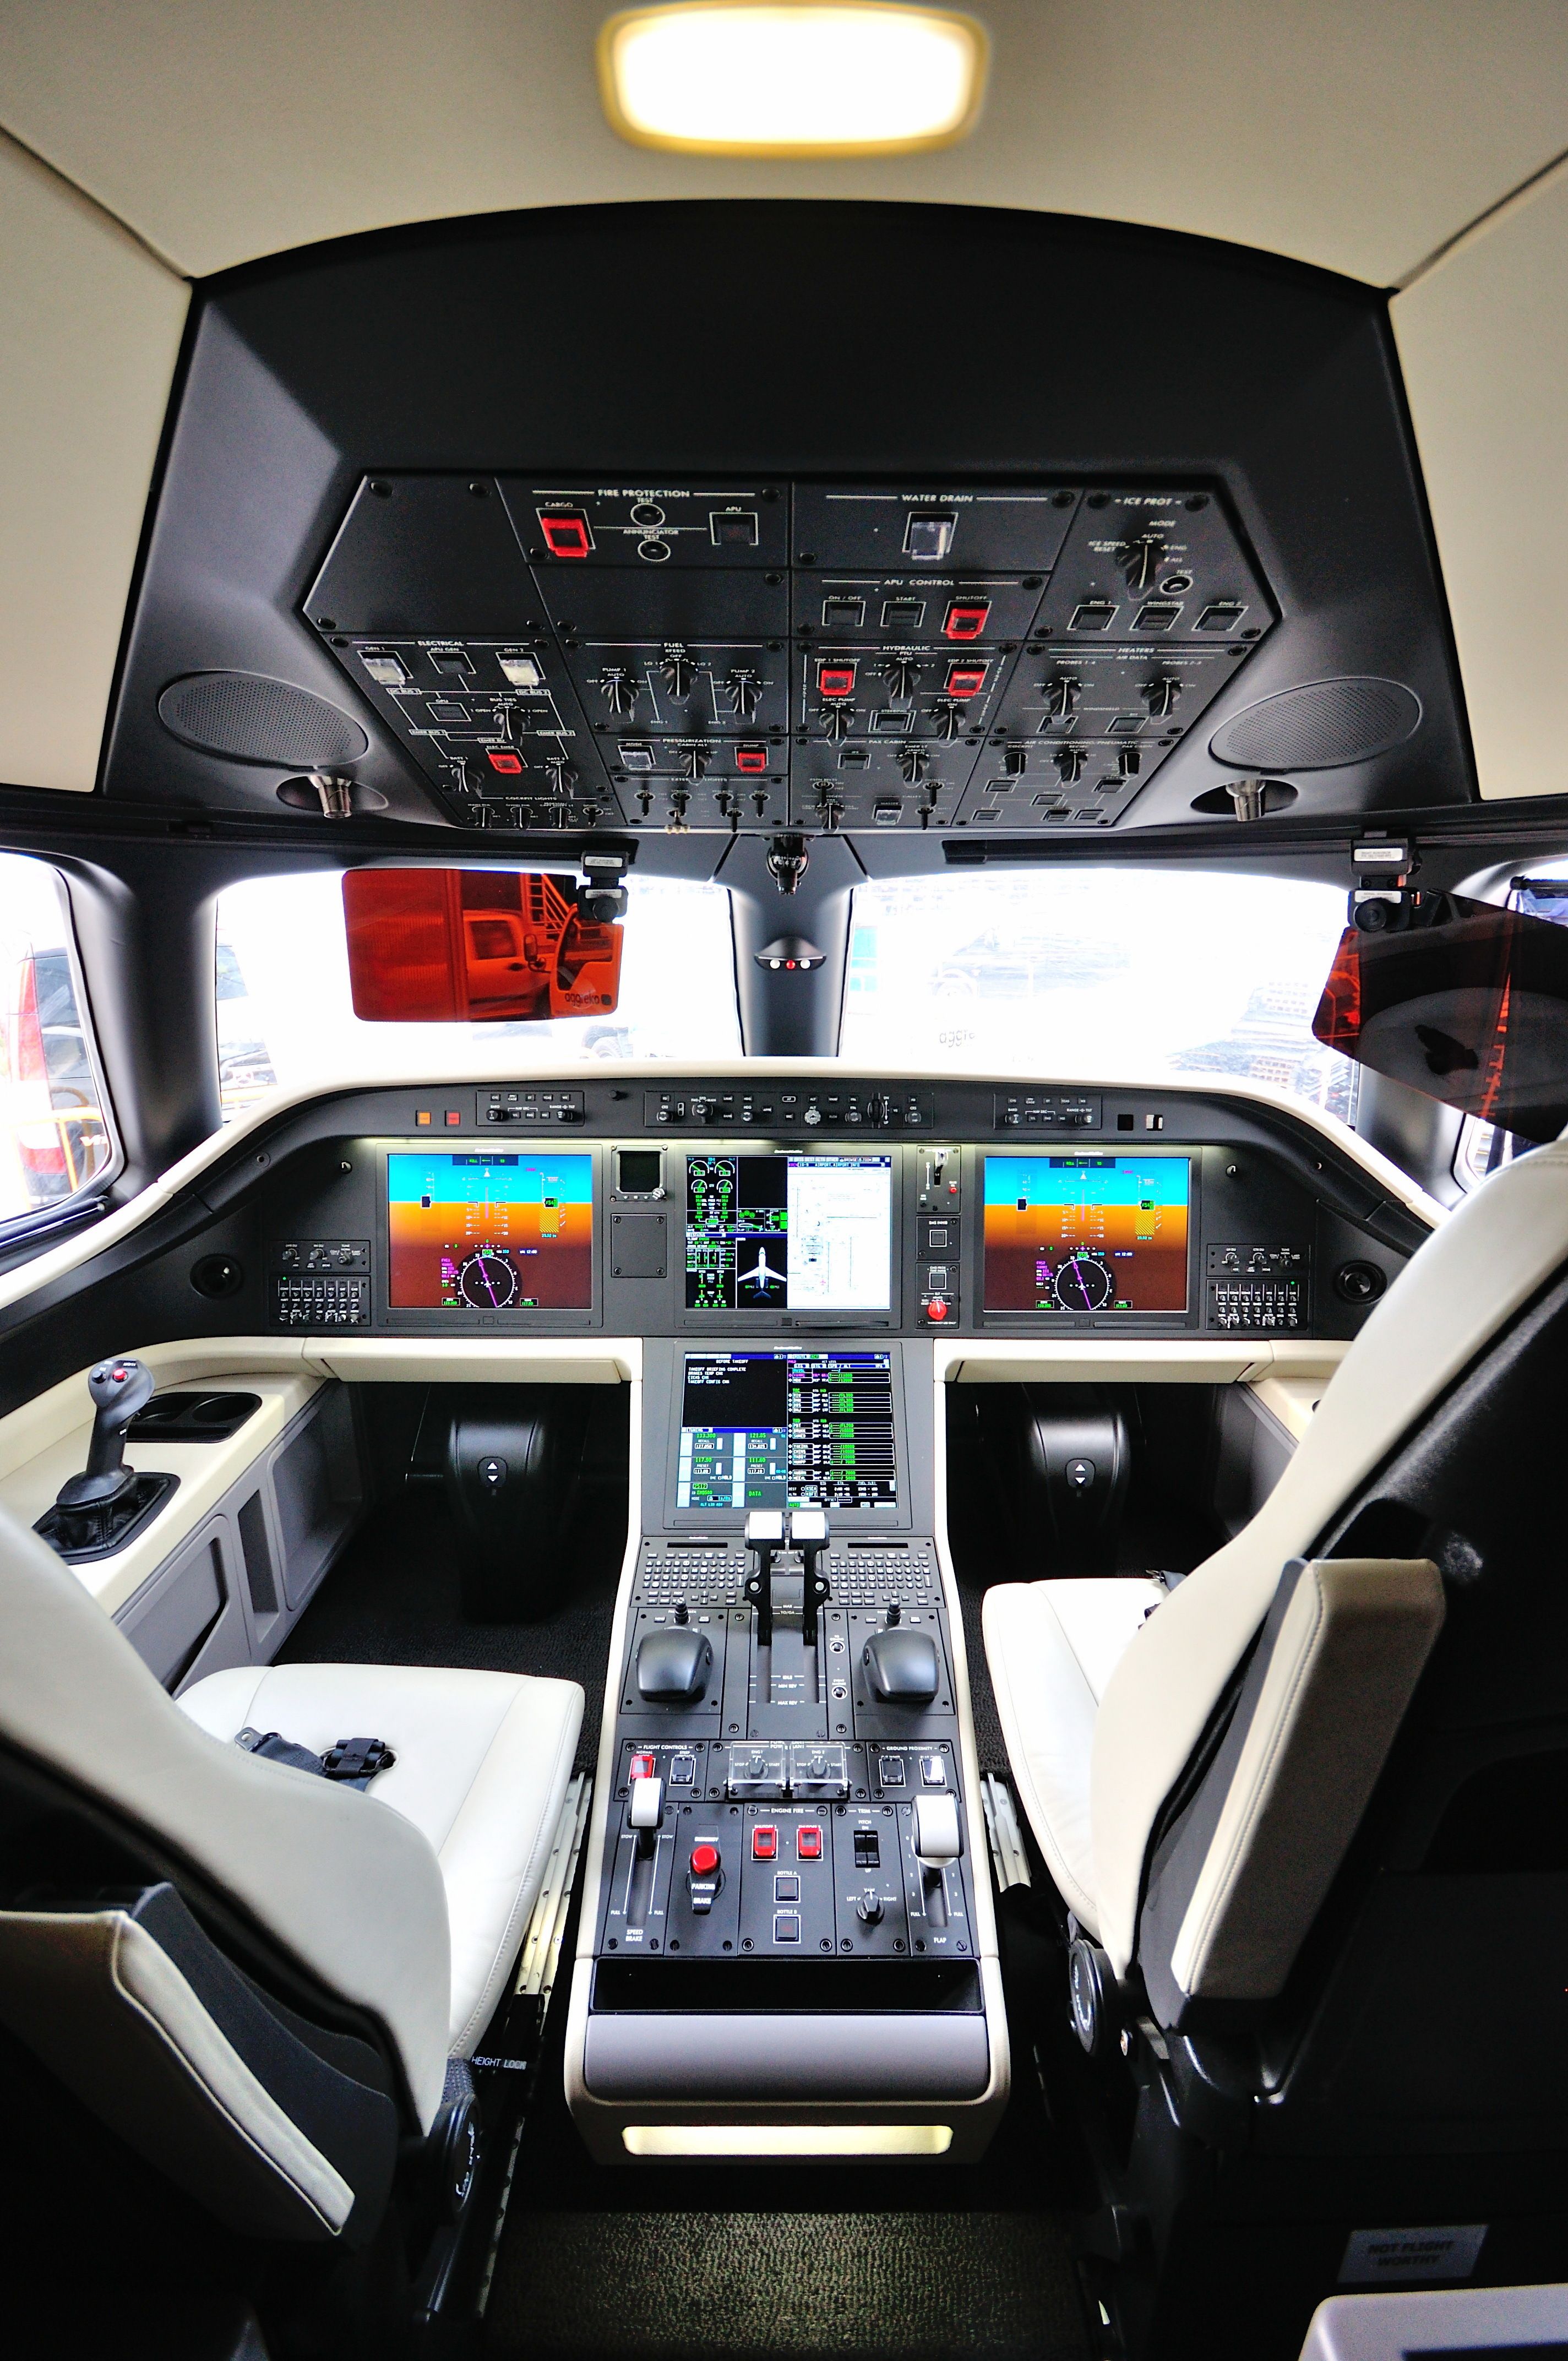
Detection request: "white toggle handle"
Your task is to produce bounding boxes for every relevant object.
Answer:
[629,1775,664,1831]
[914,1792,962,1864]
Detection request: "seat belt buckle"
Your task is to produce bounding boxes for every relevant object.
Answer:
[321,1736,397,1786]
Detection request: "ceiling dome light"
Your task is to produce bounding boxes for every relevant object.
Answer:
[598,4,988,156]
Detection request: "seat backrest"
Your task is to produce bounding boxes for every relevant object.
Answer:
[1088,1135,1568,1978]
[0,1505,450,2128]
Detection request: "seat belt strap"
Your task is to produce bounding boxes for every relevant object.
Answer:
[234,1728,396,1790]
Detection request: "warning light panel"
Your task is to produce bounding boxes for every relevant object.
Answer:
[537,509,593,559]
[486,749,524,774]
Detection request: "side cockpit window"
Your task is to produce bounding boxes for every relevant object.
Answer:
[214,869,740,1119]
[0,854,113,1221]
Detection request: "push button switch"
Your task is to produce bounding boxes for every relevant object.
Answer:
[752,1825,778,1860]
[797,1825,823,1860]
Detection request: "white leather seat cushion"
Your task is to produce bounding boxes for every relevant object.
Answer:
[178,1662,582,2055]
[982,1577,1163,1934]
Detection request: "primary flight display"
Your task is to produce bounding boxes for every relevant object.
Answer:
[387,1151,594,1309]
[982,1155,1190,1313]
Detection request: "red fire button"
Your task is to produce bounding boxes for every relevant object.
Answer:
[690,1842,721,1878]
[816,661,857,699]
[944,661,988,700]
[752,1825,778,1860]
[486,748,524,774]
[537,509,592,559]
[797,1825,824,1860]
[943,600,991,641]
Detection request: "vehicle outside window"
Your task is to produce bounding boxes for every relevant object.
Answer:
[841,867,1360,1122]
[1450,862,1568,1192]
[0,854,113,1221]
[215,869,741,1119]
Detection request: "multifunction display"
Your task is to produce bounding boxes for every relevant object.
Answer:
[677,1351,897,1511]
[387,1151,593,1309]
[982,1155,1190,1313]
[685,1155,891,1313]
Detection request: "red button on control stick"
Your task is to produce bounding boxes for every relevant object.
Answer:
[690,1842,721,1877]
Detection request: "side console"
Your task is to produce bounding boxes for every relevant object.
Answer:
[566,1471,1009,2162]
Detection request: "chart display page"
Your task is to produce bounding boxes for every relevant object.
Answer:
[676,1351,897,1511]
[388,1151,593,1309]
[684,1155,891,1312]
[983,1155,1190,1314]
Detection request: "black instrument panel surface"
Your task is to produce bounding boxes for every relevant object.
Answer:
[241,1075,1424,1344]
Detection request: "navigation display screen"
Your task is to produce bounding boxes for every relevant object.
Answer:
[685,1155,891,1313]
[388,1151,593,1310]
[677,1351,897,1511]
[983,1155,1190,1314]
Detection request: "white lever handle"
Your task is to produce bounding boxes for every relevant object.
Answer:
[629,1775,664,1831]
[914,1792,961,1863]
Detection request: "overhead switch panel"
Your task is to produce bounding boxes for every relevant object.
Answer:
[306,475,1276,837]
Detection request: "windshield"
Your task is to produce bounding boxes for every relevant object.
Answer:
[215,871,739,1119]
[841,868,1359,1120]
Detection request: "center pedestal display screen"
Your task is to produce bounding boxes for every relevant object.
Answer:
[677,1350,897,1511]
[388,1150,593,1309]
[983,1155,1190,1313]
[685,1154,891,1312]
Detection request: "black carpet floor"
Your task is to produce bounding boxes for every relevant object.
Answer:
[486,2208,1086,2360]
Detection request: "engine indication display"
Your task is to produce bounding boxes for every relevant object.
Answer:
[388,1151,593,1309]
[677,1350,897,1511]
[983,1155,1190,1314]
[685,1155,891,1312]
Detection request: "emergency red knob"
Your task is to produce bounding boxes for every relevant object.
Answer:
[690,1842,721,1877]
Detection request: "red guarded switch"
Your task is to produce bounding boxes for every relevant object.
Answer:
[816,661,857,699]
[630,1752,657,1783]
[752,1825,778,1860]
[943,600,991,641]
[690,1842,721,1878]
[797,1825,824,1860]
[486,749,524,774]
[537,509,593,559]
[736,745,769,773]
[944,661,989,700]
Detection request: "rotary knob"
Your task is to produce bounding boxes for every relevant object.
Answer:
[1043,676,1080,720]
[726,669,762,720]
[821,703,853,742]
[600,667,639,716]
[1142,675,1181,718]
[1054,744,1088,784]
[881,655,920,702]
[897,743,930,784]
[658,646,696,698]
[932,701,965,741]
[1121,534,1166,593]
[856,1890,884,1925]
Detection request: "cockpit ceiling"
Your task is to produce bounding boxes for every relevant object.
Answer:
[1,4,1567,819]
[100,202,1475,848]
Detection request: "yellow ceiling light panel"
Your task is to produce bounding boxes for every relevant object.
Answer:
[598,3,989,157]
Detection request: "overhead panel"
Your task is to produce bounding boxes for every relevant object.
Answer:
[306,475,1277,836]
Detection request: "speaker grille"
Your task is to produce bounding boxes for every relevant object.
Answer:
[157,672,368,768]
[1208,677,1421,771]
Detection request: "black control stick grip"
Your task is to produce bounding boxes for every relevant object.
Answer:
[57,1358,156,1508]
